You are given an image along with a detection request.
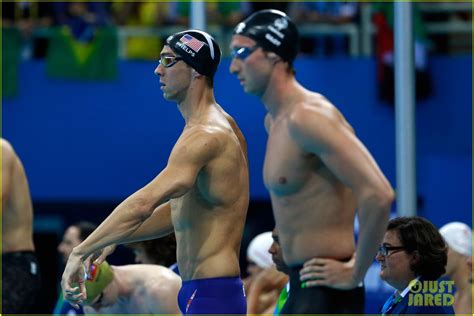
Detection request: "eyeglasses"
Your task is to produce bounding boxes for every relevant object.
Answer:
[378,245,406,257]
[159,55,183,68]
[230,45,260,60]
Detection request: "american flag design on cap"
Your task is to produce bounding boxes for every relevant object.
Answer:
[87,263,98,281]
[180,34,204,53]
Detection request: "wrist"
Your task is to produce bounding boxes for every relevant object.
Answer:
[71,246,87,260]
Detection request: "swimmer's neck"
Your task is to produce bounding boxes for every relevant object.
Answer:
[261,73,306,118]
[178,83,216,124]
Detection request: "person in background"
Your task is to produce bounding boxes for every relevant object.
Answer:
[289,2,358,56]
[2,138,42,314]
[82,261,181,314]
[439,222,472,315]
[126,233,179,274]
[54,221,97,315]
[244,231,287,314]
[376,216,454,315]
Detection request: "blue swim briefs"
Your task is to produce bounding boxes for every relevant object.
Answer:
[178,276,246,315]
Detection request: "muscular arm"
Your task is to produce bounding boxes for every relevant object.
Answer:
[1,139,13,204]
[290,105,394,285]
[124,202,173,242]
[73,129,220,259]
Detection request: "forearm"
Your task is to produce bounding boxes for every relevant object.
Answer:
[353,196,391,282]
[123,202,174,243]
[73,193,157,259]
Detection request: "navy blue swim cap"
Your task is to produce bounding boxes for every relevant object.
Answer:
[234,9,299,64]
[166,30,221,77]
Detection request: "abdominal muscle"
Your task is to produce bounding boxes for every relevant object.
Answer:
[272,184,357,266]
[171,194,245,281]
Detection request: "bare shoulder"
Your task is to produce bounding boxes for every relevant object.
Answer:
[289,93,353,136]
[1,138,14,156]
[1,139,16,166]
[174,125,225,156]
[287,94,356,152]
[288,101,336,136]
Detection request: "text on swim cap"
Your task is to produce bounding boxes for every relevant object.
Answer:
[265,33,281,47]
[176,41,196,57]
[268,26,285,39]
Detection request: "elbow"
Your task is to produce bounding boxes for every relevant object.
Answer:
[378,186,395,211]
[359,185,395,215]
[129,192,155,220]
[169,178,194,199]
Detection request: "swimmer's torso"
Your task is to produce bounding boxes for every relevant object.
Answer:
[263,93,356,266]
[171,107,249,281]
[2,139,35,253]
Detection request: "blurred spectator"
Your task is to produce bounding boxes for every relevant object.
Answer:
[289,1,358,56]
[250,3,290,15]
[376,217,454,314]
[126,234,179,275]
[53,2,111,42]
[467,255,472,284]
[207,2,250,29]
[54,221,97,316]
[247,229,289,315]
[372,3,432,104]
[243,232,274,294]
[2,2,54,58]
[440,222,472,315]
[45,2,117,81]
[174,2,249,27]
[111,1,171,59]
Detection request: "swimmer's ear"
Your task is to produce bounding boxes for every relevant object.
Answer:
[191,69,202,79]
[267,52,281,64]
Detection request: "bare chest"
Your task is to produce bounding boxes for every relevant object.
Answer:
[263,124,321,196]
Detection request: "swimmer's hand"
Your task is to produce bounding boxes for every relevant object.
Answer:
[299,254,359,289]
[92,244,116,265]
[61,250,87,309]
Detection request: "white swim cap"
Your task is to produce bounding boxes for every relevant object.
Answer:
[247,231,274,269]
[440,222,472,257]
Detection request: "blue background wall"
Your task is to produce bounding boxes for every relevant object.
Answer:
[2,56,472,227]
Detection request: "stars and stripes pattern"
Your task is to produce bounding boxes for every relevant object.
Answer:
[179,34,204,52]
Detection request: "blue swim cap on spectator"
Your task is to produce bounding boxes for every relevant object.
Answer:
[166,30,221,77]
[233,9,299,64]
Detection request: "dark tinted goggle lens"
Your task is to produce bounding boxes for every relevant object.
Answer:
[231,46,258,60]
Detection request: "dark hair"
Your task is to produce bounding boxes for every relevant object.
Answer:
[72,221,98,242]
[127,234,177,266]
[387,216,447,280]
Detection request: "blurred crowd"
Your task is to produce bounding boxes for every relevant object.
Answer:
[2,1,471,60]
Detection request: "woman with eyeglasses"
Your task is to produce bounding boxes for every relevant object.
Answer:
[376,216,454,315]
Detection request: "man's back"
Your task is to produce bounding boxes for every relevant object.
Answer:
[171,105,249,280]
[85,264,181,315]
[1,139,35,253]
